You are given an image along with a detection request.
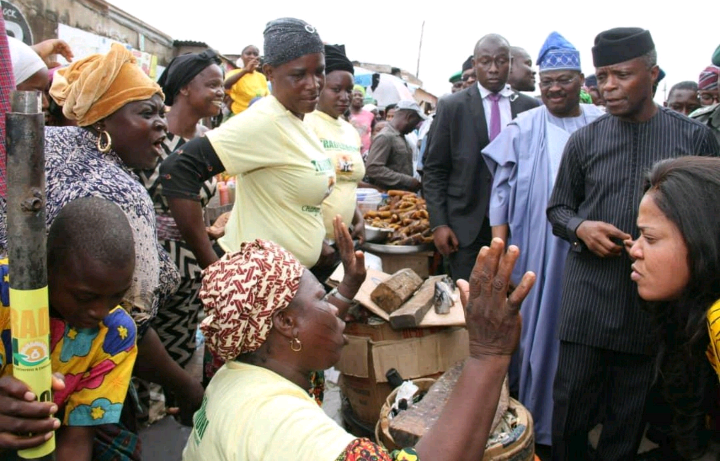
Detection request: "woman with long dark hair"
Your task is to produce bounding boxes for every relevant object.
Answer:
[626,156,720,459]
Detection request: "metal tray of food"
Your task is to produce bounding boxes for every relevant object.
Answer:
[361,242,434,254]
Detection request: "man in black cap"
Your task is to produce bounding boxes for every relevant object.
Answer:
[548,28,720,461]
[366,100,425,191]
[460,55,476,89]
[584,74,604,106]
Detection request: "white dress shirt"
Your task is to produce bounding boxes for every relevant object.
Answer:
[477,82,513,136]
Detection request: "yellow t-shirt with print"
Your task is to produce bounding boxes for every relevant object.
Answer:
[305,110,366,239]
[0,259,137,426]
[706,299,720,382]
[207,96,336,267]
[226,69,269,115]
[182,361,355,461]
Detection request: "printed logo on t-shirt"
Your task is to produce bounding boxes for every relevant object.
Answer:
[192,395,210,445]
[302,205,322,216]
[321,139,359,154]
[311,158,333,173]
[337,154,354,174]
[310,158,335,200]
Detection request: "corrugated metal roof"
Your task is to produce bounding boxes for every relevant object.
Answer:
[173,40,209,48]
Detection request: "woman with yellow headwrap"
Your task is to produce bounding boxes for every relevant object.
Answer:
[44,43,204,457]
[183,217,537,461]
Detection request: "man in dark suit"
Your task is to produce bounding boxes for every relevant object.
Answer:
[423,34,540,282]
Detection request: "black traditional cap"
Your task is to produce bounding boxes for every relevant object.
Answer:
[462,55,473,72]
[592,27,654,67]
[324,44,354,75]
[585,74,597,87]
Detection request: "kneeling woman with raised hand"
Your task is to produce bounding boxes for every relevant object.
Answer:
[182,216,536,461]
[626,156,720,459]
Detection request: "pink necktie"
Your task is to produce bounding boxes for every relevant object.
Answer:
[488,93,501,141]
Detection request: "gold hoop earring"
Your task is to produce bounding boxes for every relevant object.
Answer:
[97,130,112,153]
[290,337,302,352]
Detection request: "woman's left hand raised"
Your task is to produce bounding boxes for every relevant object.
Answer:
[334,215,366,296]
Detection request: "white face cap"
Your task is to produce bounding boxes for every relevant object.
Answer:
[395,99,427,120]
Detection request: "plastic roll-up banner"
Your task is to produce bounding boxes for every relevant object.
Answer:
[9,286,54,458]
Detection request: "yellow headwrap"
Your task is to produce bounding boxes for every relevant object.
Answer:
[49,43,163,127]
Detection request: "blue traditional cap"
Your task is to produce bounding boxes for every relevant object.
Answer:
[537,32,581,73]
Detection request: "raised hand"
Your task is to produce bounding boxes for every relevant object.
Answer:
[459,238,535,358]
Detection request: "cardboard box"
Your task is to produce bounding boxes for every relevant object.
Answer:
[344,320,446,342]
[337,327,468,424]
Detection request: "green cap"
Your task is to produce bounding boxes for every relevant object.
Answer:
[449,71,462,83]
[713,45,720,67]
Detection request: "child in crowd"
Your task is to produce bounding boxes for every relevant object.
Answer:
[0,196,138,460]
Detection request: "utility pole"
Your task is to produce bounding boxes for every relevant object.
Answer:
[416,20,425,79]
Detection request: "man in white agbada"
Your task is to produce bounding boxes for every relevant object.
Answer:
[482,31,603,446]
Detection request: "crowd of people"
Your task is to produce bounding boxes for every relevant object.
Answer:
[0,11,717,461]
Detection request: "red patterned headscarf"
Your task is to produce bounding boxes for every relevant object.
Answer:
[699,65,720,91]
[199,239,305,361]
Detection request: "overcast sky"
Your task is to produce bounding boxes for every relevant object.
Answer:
[108,0,716,101]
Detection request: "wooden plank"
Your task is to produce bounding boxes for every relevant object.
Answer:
[389,362,509,447]
[370,269,424,314]
[329,265,392,320]
[329,265,466,327]
[389,276,444,329]
[418,292,466,327]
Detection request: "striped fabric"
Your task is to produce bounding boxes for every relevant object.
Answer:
[0,15,14,198]
[548,107,720,354]
[552,341,654,460]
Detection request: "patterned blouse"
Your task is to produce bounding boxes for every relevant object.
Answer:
[337,439,419,461]
[44,127,180,333]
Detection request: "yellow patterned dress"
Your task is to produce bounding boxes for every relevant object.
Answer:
[706,299,720,382]
[0,259,138,426]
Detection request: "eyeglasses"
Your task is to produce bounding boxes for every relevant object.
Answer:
[538,76,578,89]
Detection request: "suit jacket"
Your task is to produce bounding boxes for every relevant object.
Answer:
[423,85,540,246]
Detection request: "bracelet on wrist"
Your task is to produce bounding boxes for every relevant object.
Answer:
[328,287,355,305]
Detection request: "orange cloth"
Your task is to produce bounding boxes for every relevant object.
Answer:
[50,43,163,127]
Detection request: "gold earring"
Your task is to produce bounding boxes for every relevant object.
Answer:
[97,130,112,153]
[290,337,302,352]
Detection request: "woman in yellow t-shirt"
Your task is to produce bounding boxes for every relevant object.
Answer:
[224,45,270,115]
[182,226,536,461]
[625,156,720,460]
[159,18,335,270]
[305,44,366,271]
